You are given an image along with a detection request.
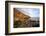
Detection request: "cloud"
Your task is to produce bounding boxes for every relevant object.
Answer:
[16,8,40,17]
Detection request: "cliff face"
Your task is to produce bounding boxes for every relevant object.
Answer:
[14,8,30,22]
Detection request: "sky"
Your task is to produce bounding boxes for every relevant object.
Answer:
[16,8,40,17]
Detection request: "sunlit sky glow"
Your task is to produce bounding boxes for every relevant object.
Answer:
[16,8,40,17]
